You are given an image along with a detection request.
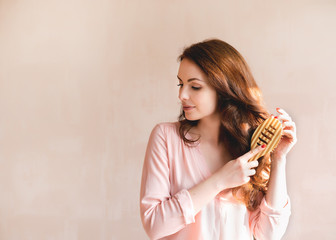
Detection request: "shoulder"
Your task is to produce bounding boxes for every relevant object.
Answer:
[149,121,181,142]
[154,121,180,133]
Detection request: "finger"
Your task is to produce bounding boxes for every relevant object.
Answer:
[247,160,259,169]
[247,169,256,176]
[276,108,296,125]
[277,114,292,123]
[282,129,296,139]
[276,108,290,117]
[283,121,296,130]
[239,145,266,163]
[243,177,250,184]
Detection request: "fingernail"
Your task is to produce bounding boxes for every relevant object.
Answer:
[261,144,266,148]
[276,108,280,111]
[274,116,278,119]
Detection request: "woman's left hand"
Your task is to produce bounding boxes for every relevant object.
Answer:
[272,108,297,161]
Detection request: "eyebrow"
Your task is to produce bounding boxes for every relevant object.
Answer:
[177,76,204,82]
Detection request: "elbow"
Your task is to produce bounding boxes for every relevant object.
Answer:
[253,219,290,240]
[141,221,159,239]
[253,199,291,240]
[254,232,285,240]
[140,205,164,240]
[139,192,191,239]
[139,192,166,239]
[140,204,184,240]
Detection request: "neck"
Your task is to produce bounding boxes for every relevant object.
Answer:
[196,113,221,145]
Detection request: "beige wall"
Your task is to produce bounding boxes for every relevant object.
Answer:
[1,0,335,239]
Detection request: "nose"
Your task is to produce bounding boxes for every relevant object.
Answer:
[178,86,189,101]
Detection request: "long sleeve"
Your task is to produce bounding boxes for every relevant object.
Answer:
[140,124,196,240]
[249,196,291,240]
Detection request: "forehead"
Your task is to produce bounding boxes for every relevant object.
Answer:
[178,58,207,80]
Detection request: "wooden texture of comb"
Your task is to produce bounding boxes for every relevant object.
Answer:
[249,116,283,162]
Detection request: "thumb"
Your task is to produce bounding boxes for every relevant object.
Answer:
[239,144,266,163]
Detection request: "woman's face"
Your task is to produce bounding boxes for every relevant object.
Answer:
[177,58,218,121]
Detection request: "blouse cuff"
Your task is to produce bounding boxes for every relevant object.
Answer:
[259,196,291,216]
[175,189,196,224]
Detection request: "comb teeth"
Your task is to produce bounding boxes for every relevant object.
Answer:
[249,116,283,162]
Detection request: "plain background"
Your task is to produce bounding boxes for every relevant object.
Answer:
[1,0,335,239]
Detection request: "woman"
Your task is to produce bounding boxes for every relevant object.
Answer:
[140,39,296,240]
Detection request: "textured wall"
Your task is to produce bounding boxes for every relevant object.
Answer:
[0,0,335,239]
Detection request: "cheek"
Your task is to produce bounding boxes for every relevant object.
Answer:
[210,95,218,111]
[207,91,218,109]
[199,92,217,110]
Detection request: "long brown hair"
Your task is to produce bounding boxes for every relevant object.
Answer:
[178,39,271,211]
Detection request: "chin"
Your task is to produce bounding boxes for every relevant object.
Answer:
[184,114,200,121]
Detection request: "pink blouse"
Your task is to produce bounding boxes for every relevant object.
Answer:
[140,122,291,240]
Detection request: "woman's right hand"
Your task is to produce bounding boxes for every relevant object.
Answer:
[188,144,266,215]
[215,145,266,190]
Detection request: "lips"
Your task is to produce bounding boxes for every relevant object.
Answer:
[182,105,195,111]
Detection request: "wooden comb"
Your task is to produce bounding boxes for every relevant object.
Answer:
[249,116,283,162]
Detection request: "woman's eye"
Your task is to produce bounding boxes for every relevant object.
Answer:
[177,83,201,90]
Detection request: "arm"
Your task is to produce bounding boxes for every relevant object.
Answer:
[266,157,288,210]
[189,145,265,214]
[265,108,297,209]
[140,124,265,239]
[251,158,291,240]
[252,108,297,239]
[140,124,195,239]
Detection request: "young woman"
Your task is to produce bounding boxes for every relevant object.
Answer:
[140,39,296,240]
